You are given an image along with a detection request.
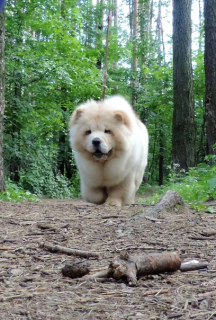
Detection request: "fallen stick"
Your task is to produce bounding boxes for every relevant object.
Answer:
[143,288,169,296]
[88,251,181,286]
[180,260,208,272]
[0,247,14,250]
[201,229,216,237]
[37,223,58,231]
[0,292,45,302]
[39,242,100,258]
[61,250,209,285]
[197,290,216,298]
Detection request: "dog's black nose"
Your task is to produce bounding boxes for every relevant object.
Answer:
[92,138,101,147]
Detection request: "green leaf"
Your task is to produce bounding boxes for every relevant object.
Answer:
[208,178,216,191]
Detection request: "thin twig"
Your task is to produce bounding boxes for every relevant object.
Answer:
[39,242,100,258]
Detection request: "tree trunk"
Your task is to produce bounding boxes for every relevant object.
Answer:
[0,10,5,192]
[156,0,162,55]
[156,0,164,185]
[139,0,152,65]
[112,0,118,69]
[131,0,138,106]
[96,0,104,70]
[198,0,203,52]
[204,0,216,155]
[158,130,164,186]
[172,0,196,170]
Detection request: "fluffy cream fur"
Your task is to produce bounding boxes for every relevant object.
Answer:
[69,95,148,206]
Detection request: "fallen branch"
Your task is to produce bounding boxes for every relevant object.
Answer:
[61,250,209,285]
[0,247,14,250]
[37,222,69,231]
[197,290,216,298]
[39,242,100,259]
[37,223,58,232]
[201,229,216,237]
[88,251,181,286]
[0,292,45,302]
[180,260,208,272]
[140,190,184,218]
[143,288,169,296]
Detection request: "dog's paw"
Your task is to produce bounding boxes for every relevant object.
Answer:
[104,198,122,206]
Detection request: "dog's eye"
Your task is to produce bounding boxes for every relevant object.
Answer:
[104,129,111,134]
[86,130,91,135]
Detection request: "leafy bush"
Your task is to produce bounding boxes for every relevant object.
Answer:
[138,157,216,212]
[0,180,39,202]
[19,146,80,199]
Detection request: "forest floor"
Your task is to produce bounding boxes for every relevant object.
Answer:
[0,195,216,320]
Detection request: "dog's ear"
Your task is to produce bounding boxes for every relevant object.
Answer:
[70,108,83,125]
[114,111,130,127]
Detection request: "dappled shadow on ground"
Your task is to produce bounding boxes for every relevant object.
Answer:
[0,197,216,319]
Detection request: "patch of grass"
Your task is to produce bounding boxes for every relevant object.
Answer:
[0,180,39,202]
[137,184,161,205]
[138,157,216,212]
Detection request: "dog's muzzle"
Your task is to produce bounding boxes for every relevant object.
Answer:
[92,138,112,160]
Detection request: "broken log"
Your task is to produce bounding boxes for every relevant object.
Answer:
[89,251,181,286]
[61,250,209,286]
[140,190,184,218]
[39,242,100,258]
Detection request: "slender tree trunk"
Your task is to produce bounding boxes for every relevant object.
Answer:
[96,0,104,69]
[158,130,164,186]
[204,0,216,155]
[57,1,73,179]
[198,0,203,52]
[157,0,164,185]
[172,0,196,170]
[131,0,138,106]
[139,0,152,88]
[0,10,5,191]
[113,0,118,28]
[156,0,162,53]
[139,0,151,64]
[112,0,118,69]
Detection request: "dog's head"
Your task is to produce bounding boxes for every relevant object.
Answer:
[69,100,131,161]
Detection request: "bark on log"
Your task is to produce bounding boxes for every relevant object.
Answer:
[89,251,181,286]
[140,190,184,218]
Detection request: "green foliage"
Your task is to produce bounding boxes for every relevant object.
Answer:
[2,0,206,199]
[135,62,173,184]
[139,157,216,212]
[4,0,103,197]
[0,180,39,202]
[19,146,79,198]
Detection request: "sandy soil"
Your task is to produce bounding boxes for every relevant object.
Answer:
[0,196,216,320]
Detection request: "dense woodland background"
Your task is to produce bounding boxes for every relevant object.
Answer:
[0,0,215,207]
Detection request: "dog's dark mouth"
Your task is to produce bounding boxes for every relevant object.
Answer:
[93,149,112,160]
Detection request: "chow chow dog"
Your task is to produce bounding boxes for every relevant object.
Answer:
[69,95,148,206]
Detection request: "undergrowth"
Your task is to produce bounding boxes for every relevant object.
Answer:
[2,156,216,209]
[0,175,81,202]
[138,156,216,212]
[0,180,39,202]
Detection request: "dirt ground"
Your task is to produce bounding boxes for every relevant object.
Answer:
[0,195,216,320]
